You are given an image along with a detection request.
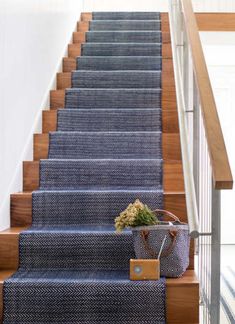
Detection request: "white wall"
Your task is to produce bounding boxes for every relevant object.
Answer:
[83,0,168,12]
[193,0,235,12]
[83,0,235,12]
[200,32,235,244]
[0,0,84,230]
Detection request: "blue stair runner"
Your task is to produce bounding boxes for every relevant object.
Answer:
[4,11,166,323]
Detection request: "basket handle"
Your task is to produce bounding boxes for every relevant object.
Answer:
[141,229,178,259]
[153,209,181,223]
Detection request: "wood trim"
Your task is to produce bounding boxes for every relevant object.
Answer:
[161,13,170,32]
[77,21,89,32]
[181,0,233,189]
[196,13,235,31]
[81,13,92,21]
[162,43,172,59]
[57,72,71,90]
[33,133,49,160]
[42,109,179,134]
[23,161,40,192]
[63,57,76,73]
[162,58,177,110]
[161,17,176,110]
[162,32,171,44]
[68,44,81,59]
[0,227,27,270]
[50,90,65,109]
[73,32,86,43]
[42,110,57,133]
[162,110,179,133]
[33,133,181,161]
[166,270,199,323]
[11,192,32,227]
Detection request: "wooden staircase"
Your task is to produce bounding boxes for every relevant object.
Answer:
[0,12,199,323]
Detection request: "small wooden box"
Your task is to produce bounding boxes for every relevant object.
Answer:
[130,259,160,280]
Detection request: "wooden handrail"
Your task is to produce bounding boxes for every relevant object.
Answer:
[181,0,233,190]
[196,13,235,31]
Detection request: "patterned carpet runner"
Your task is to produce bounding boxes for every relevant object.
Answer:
[4,11,166,323]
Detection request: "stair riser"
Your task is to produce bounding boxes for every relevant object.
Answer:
[48,132,163,159]
[75,56,162,71]
[73,31,170,44]
[87,20,162,31]
[40,159,163,190]
[62,56,174,73]
[82,43,162,57]
[31,190,163,226]
[77,21,89,32]
[23,161,184,192]
[92,12,161,20]
[50,89,158,110]
[81,12,92,21]
[33,133,181,161]
[11,192,187,227]
[19,231,135,271]
[67,43,172,59]
[42,109,179,133]
[0,233,19,270]
[71,71,162,89]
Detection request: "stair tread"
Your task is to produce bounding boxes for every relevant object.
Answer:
[76,56,162,69]
[92,12,161,20]
[0,268,198,286]
[81,43,162,57]
[71,70,161,89]
[89,20,161,31]
[21,225,126,233]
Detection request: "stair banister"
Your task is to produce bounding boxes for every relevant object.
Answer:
[168,0,233,323]
[168,1,199,240]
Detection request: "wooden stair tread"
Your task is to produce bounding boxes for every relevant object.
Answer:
[23,159,185,192]
[0,267,198,287]
[10,191,188,227]
[33,132,182,161]
[0,267,198,324]
[42,109,179,134]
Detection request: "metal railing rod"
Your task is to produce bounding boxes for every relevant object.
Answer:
[168,0,199,238]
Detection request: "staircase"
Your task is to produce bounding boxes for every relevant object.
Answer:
[0,12,199,323]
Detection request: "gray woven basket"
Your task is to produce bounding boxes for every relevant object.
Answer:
[132,209,190,278]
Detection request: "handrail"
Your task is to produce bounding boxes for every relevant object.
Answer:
[168,1,199,238]
[181,0,233,190]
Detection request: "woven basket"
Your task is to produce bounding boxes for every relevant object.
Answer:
[132,209,190,278]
